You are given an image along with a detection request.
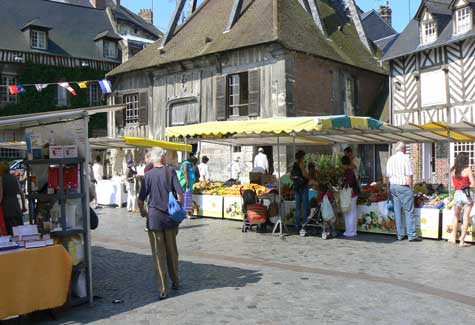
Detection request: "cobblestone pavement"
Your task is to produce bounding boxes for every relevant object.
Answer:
[41,207,475,324]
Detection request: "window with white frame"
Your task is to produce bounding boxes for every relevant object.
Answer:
[31,30,47,49]
[124,93,139,125]
[420,69,447,106]
[88,83,100,106]
[103,40,118,59]
[227,72,249,117]
[56,85,70,107]
[0,75,17,104]
[453,142,475,166]
[455,6,472,34]
[421,20,437,44]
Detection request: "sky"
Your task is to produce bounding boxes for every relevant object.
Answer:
[121,0,421,34]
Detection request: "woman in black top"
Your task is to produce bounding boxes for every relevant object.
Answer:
[291,151,309,231]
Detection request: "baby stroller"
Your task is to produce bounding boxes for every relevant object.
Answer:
[300,187,338,239]
[241,188,267,233]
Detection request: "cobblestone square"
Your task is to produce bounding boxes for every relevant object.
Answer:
[39,207,475,324]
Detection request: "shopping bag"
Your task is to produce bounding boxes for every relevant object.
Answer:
[0,206,7,236]
[321,195,335,221]
[339,186,352,214]
[168,191,186,223]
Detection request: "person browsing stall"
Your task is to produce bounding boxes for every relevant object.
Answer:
[291,150,309,231]
[385,142,421,242]
[450,153,475,247]
[341,156,359,237]
[0,161,26,235]
[344,147,360,177]
[138,148,184,300]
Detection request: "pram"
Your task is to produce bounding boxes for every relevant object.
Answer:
[240,188,267,233]
[299,187,338,239]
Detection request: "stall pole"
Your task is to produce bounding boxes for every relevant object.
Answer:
[272,135,287,236]
[83,113,94,306]
[447,131,452,195]
[292,132,296,159]
[230,145,233,179]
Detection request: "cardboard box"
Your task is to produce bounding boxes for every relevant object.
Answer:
[49,145,64,158]
[64,145,78,158]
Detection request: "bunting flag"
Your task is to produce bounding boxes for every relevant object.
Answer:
[58,82,77,96]
[35,84,48,92]
[78,81,88,89]
[8,85,25,95]
[98,79,112,94]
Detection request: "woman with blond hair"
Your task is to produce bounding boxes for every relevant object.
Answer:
[0,161,26,235]
[450,153,475,247]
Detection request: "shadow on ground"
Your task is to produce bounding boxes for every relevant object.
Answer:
[30,246,262,324]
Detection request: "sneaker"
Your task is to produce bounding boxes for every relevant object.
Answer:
[409,236,422,242]
[159,293,168,300]
[397,236,407,241]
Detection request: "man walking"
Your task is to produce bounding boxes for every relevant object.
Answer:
[385,142,421,242]
[138,148,184,300]
[253,147,269,174]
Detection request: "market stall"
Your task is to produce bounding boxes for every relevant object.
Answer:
[0,105,124,319]
[167,116,475,239]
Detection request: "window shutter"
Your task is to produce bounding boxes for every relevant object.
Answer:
[138,92,148,125]
[248,70,260,117]
[216,75,227,121]
[115,95,124,128]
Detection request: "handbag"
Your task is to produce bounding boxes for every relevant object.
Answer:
[167,167,186,224]
[321,194,335,221]
[339,186,352,214]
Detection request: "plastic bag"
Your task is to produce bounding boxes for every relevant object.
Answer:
[321,195,335,221]
[339,186,352,214]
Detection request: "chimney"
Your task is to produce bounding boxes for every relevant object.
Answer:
[90,0,106,9]
[138,9,153,24]
[115,0,120,6]
[378,1,392,27]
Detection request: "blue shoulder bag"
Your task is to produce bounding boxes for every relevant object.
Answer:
[167,167,186,223]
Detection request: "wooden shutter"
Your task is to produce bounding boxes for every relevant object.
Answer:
[114,94,124,128]
[138,92,148,125]
[248,69,260,117]
[216,75,227,121]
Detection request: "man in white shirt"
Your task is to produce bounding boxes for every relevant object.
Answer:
[253,148,269,174]
[385,142,421,242]
[198,156,210,181]
[230,157,242,180]
[92,156,104,181]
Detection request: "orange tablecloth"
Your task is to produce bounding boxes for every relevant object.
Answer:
[0,245,72,319]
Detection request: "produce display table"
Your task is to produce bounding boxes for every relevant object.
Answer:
[0,245,73,319]
[223,196,244,220]
[442,208,475,243]
[192,194,223,219]
[356,203,442,239]
[95,179,127,206]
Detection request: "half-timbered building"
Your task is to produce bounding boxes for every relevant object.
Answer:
[107,0,389,181]
[383,0,475,184]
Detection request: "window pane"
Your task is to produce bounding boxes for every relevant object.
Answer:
[420,69,447,106]
[125,93,139,124]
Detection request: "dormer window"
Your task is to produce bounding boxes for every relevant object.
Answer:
[455,6,472,34]
[103,40,118,59]
[31,30,47,50]
[420,10,437,45]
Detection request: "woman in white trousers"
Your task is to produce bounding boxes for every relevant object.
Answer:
[341,156,359,237]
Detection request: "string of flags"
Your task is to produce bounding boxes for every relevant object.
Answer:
[6,79,112,96]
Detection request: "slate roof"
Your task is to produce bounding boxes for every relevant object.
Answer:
[382,0,475,61]
[108,0,385,77]
[360,10,397,42]
[111,5,162,38]
[0,0,119,62]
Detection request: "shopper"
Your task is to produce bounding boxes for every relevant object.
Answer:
[253,147,269,174]
[181,155,197,218]
[291,150,309,230]
[230,156,242,180]
[385,142,421,242]
[341,156,359,237]
[92,155,104,181]
[198,156,210,181]
[126,159,138,212]
[144,151,154,174]
[138,148,184,300]
[307,162,318,189]
[450,153,475,247]
[343,146,361,176]
[0,161,26,235]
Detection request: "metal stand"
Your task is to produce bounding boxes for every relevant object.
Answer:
[272,136,288,236]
